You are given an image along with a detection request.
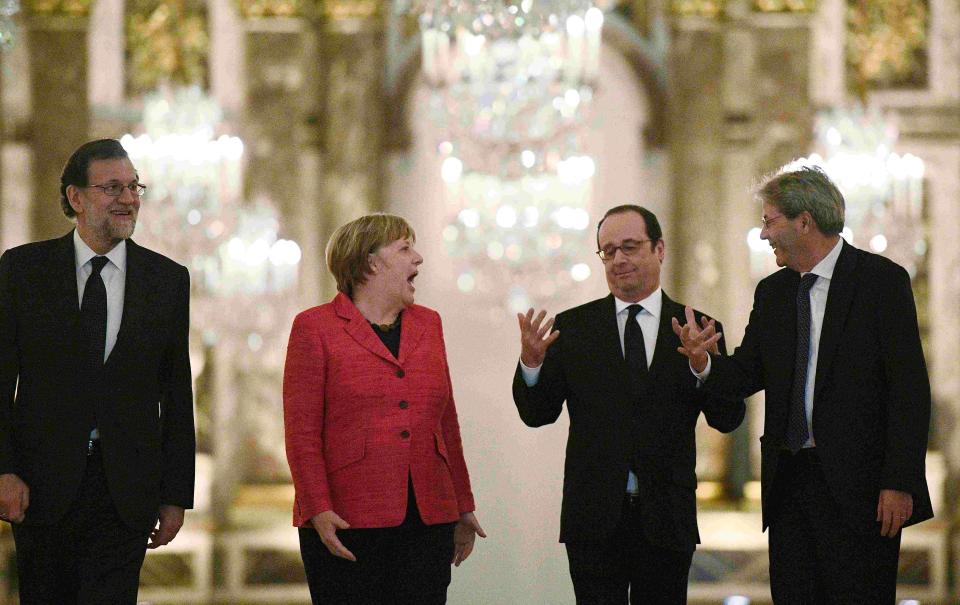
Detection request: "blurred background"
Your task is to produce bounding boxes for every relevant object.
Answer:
[0,0,958,603]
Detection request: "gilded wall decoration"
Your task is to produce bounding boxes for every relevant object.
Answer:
[753,0,815,12]
[126,0,209,94]
[670,0,724,18]
[846,0,928,94]
[236,0,302,18]
[25,0,90,16]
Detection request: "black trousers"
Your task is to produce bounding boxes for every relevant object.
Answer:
[565,495,694,605]
[298,480,457,605]
[768,448,901,605]
[11,446,150,605]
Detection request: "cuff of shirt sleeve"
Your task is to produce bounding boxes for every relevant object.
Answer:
[691,354,711,382]
[519,359,542,387]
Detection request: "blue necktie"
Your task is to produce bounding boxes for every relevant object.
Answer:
[787,273,819,453]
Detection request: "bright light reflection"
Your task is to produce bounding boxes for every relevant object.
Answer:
[496,205,518,228]
[746,228,771,254]
[442,225,459,242]
[441,156,463,183]
[570,263,591,281]
[869,234,888,253]
[458,208,480,228]
[585,7,604,30]
[487,241,504,260]
[521,149,536,168]
[457,273,476,292]
[566,14,584,36]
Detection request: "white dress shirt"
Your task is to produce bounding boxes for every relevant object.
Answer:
[520,288,663,493]
[795,237,844,447]
[74,230,127,438]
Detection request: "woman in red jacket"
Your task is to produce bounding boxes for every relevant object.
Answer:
[283,213,484,604]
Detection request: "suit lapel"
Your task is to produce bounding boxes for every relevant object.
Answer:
[813,241,858,401]
[598,294,629,374]
[53,232,82,342]
[648,292,680,380]
[335,293,401,367]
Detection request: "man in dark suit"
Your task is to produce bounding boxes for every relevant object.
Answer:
[513,205,745,604]
[0,138,196,603]
[675,166,932,603]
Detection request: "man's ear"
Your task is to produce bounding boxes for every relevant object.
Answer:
[66,185,84,215]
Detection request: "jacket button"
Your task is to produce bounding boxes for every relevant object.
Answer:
[397,369,405,378]
[400,430,410,439]
[399,400,409,409]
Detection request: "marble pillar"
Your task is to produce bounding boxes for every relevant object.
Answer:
[27,15,88,241]
[242,15,322,305]
[316,0,386,297]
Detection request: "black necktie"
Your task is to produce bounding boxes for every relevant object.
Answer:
[787,273,819,453]
[80,256,110,369]
[624,304,648,375]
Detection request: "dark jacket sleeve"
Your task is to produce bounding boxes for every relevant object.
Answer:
[512,314,567,428]
[0,252,19,476]
[707,284,768,402]
[698,319,746,433]
[877,264,930,496]
[159,265,196,508]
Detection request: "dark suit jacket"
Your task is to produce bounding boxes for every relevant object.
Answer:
[0,232,196,533]
[706,241,933,534]
[512,292,745,552]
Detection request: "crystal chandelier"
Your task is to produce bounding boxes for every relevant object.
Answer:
[410,0,606,312]
[121,86,302,348]
[0,0,19,50]
[748,106,926,279]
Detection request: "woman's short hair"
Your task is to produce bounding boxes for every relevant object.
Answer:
[326,213,416,297]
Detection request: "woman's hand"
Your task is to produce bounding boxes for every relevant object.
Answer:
[452,511,487,566]
[310,510,357,561]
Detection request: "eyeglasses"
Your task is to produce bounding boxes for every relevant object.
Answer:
[85,182,147,198]
[760,213,785,229]
[596,239,653,262]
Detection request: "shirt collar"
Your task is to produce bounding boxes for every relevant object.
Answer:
[805,237,843,281]
[614,287,662,320]
[73,229,127,273]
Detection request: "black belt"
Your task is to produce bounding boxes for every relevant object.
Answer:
[782,446,819,465]
[87,439,101,456]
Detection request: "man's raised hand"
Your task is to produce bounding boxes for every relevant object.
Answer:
[517,308,560,368]
[671,306,722,373]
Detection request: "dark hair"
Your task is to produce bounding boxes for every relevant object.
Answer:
[756,165,845,235]
[60,139,130,218]
[596,204,663,250]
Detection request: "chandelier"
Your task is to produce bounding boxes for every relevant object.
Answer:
[748,106,926,279]
[410,0,606,313]
[0,0,19,50]
[121,86,302,349]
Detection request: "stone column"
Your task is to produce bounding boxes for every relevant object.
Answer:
[27,14,88,241]
[242,15,321,306]
[316,0,386,297]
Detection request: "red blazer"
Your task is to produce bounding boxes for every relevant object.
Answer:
[283,293,476,528]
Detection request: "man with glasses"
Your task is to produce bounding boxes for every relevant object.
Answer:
[0,138,195,603]
[513,205,745,603]
[674,166,932,603]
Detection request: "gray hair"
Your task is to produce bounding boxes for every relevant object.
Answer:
[756,165,845,235]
